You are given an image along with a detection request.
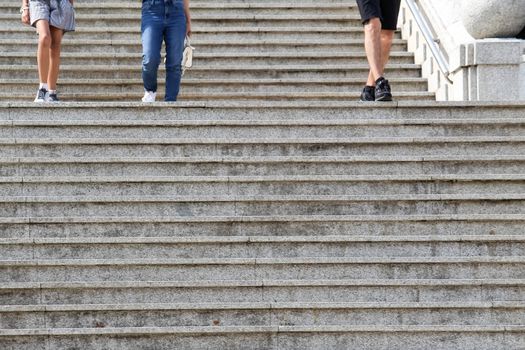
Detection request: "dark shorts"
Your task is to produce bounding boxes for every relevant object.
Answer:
[356,0,401,30]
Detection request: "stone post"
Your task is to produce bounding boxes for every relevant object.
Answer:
[449,39,525,101]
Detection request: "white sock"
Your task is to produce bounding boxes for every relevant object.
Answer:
[48,90,57,95]
[39,83,48,90]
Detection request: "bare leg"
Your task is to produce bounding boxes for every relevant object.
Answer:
[48,26,64,91]
[35,20,52,85]
[379,30,395,76]
[364,17,382,86]
[366,30,395,86]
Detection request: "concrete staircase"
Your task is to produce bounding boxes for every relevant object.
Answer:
[1,101,525,349]
[1,1,525,350]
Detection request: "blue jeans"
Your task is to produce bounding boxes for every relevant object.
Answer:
[141,0,186,101]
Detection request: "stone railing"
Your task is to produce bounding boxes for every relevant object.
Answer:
[399,0,525,101]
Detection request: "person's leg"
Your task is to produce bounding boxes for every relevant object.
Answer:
[48,26,64,91]
[35,20,52,88]
[164,2,187,102]
[370,0,400,101]
[29,0,54,101]
[380,30,395,66]
[365,29,395,84]
[365,29,395,86]
[375,0,401,78]
[356,0,384,101]
[364,17,384,86]
[141,2,164,99]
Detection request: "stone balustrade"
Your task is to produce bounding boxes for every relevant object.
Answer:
[400,0,525,101]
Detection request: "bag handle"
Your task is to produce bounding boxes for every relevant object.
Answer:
[185,35,195,50]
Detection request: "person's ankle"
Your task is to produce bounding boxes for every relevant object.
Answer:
[375,76,386,84]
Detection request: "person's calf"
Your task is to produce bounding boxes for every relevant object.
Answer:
[49,38,62,53]
[380,30,395,43]
[363,18,383,83]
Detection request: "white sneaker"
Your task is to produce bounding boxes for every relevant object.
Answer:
[142,91,156,103]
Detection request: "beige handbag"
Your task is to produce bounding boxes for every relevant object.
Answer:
[181,36,195,76]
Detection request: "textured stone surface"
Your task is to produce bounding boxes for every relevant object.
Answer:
[0,0,524,348]
[461,0,525,39]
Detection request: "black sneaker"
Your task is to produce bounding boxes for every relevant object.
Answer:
[34,88,47,103]
[360,85,375,101]
[46,92,60,103]
[375,77,393,101]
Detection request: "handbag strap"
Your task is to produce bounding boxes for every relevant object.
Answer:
[185,36,195,50]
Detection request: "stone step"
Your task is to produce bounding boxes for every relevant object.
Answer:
[2,214,524,239]
[1,301,524,329]
[1,136,523,158]
[8,116,522,126]
[0,175,523,197]
[2,155,524,178]
[1,91,435,102]
[2,235,525,260]
[2,213,524,236]
[8,8,360,19]
[0,14,365,28]
[0,27,396,41]
[2,256,525,282]
[0,64,422,80]
[0,38,408,53]
[0,51,413,66]
[1,118,523,139]
[1,3,360,16]
[0,193,523,218]
[66,0,358,3]
[4,1,359,7]
[2,102,524,120]
[1,325,523,350]
[1,78,427,95]
[1,279,523,305]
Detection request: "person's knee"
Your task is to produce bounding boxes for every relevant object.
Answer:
[142,54,161,71]
[50,37,62,51]
[165,51,183,73]
[364,17,382,33]
[38,32,51,48]
[380,30,395,42]
[165,62,181,73]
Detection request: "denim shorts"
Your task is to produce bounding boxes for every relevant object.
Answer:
[29,0,76,32]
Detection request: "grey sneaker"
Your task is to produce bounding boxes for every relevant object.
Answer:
[46,92,60,103]
[34,88,48,103]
